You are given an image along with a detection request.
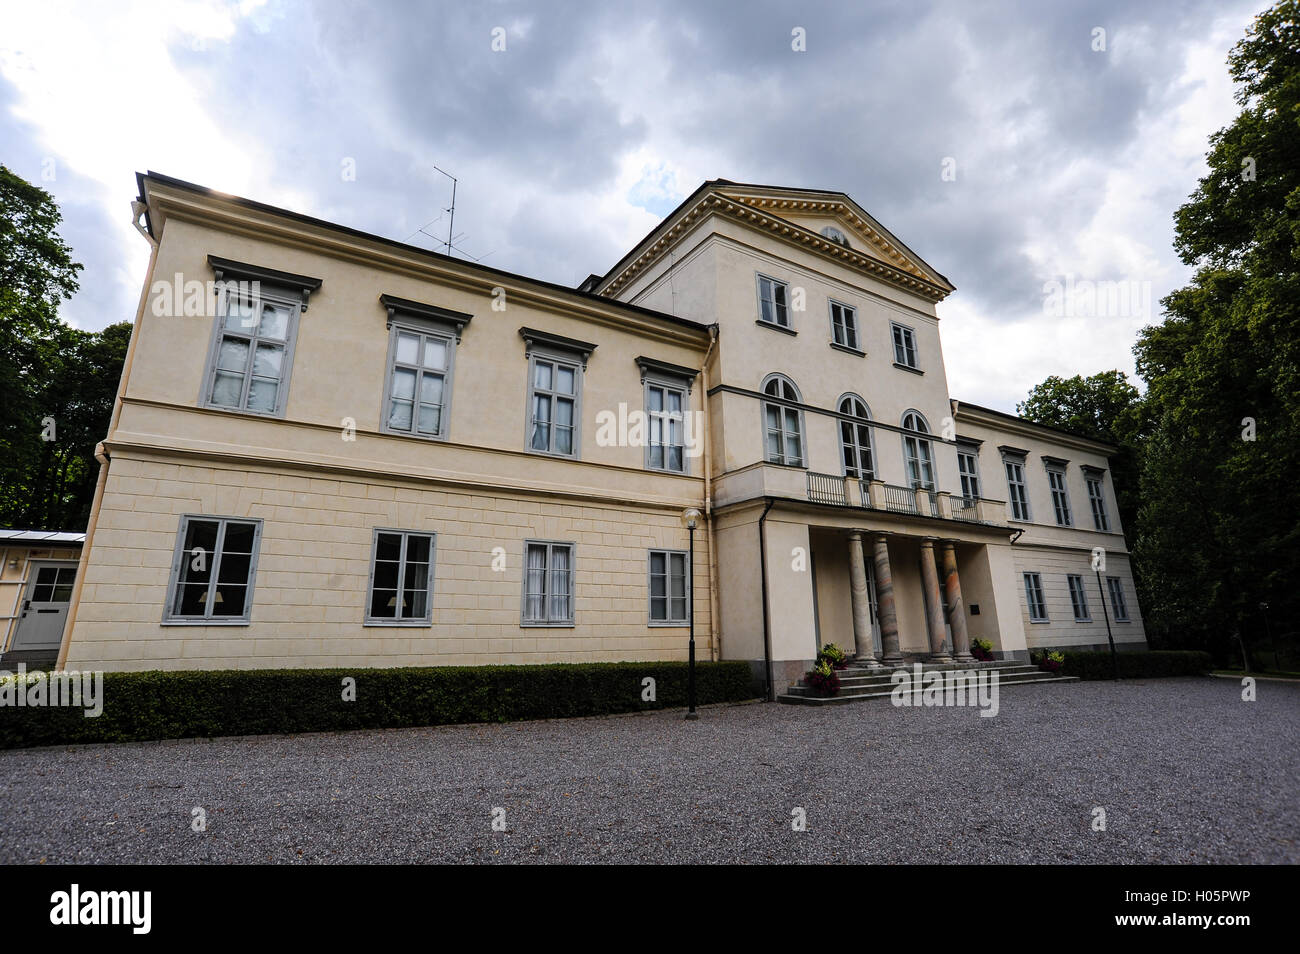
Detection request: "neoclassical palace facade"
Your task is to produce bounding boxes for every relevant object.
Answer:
[56,175,1146,693]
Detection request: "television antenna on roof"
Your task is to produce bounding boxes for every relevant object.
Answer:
[401,166,492,263]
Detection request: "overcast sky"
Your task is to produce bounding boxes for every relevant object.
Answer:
[0,0,1262,411]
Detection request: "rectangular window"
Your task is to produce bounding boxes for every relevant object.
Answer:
[528,356,580,457]
[523,541,575,625]
[165,516,262,623]
[366,530,435,624]
[1067,574,1090,621]
[957,450,981,500]
[1086,475,1111,531]
[1047,467,1073,526]
[204,291,298,415]
[646,381,687,473]
[829,300,858,350]
[1107,576,1130,621]
[891,323,918,369]
[757,275,790,328]
[1004,458,1030,520]
[1023,572,1048,622]
[383,325,455,438]
[648,549,689,624]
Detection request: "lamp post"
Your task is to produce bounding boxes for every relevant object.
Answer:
[1095,569,1119,681]
[682,507,702,720]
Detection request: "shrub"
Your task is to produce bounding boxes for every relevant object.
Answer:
[1039,650,1065,674]
[1058,650,1213,680]
[971,638,994,661]
[804,659,841,697]
[817,643,849,670]
[0,661,757,750]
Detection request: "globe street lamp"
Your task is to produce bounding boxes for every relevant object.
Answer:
[682,507,702,720]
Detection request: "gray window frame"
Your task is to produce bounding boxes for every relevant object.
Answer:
[957,449,981,501]
[837,393,875,480]
[379,317,460,442]
[1106,576,1130,621]
[900,409,936,490]
[891,322,919,369]
[760,373,805,467]
[1046,464,1073,526]
[1004,456,1031,521]
[647,548,690,626]
[1067,574,1090,621]
[828,299,859,351]
[198,284,302,418]
[643,372,691,474]
[1086,473,1111,531]
[756,273,791,329]
[364,528,436,626]
[1023,571,1048,622]
[521,539,576,627]
[525,348,584,459]
[163,514,264,625]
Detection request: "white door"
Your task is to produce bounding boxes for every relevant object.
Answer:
[11,562,77,652]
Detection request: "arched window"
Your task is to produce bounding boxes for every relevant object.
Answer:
[901,409,935,490]
[838,394,875,480]
[761,374,804,466]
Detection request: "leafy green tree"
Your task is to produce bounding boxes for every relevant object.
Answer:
[1133,1,1300,662]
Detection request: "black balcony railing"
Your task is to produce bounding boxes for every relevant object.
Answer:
[882,483,921,514]
[806,471,849,506]
[951,496,980,522]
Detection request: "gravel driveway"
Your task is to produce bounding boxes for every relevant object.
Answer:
[0,677,1294,863]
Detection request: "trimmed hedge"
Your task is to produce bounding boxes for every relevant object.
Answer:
[0,661,756,750]
[1058,650,1214,680]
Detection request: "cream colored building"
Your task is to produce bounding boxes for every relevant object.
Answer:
[58,175,1146,692]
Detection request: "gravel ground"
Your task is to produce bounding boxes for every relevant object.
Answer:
[0,677,1295,864]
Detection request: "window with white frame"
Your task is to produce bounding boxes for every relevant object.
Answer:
[829,300,859,350]
[901,410,935,490]
[366,530,435,623]
[528,355,580,457]
[1004,456,1031,521]
[957,449,981,501]
[383,326,455,438]
[1067,574,1090,621]
[757,275,790,328]
[1046,464,1073,526]
[1023,572,1048,622]
[762,374,804,466]
[646,379,688,473]
[1086,472,1111,531]
[891,323,918,369]
[838,395,875,480]
[1106,576,1130,621]
[523,541,575,625]
[204,289,299,415]
[165,516,262,623]
[648,549,689,624]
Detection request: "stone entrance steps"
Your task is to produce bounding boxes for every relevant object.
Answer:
[779,660,1078,706]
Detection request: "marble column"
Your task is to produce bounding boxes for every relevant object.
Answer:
[871,535,903,665]
[919,538,951,661]
[847,532,879,666]
[942,540,973,662]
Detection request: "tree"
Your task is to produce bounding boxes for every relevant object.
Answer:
[1132,1,1300,662]
[0,166,130,532]
[1017,370,1145,540]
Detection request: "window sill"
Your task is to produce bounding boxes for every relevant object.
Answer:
[363,620,433,628]
[892,362,924,375]
[161,619,251,627]
[829,342,866,357]
[648,621,690,628]
[380,427,450,443]
[521,621,576,628]
[764,460,808,470]
[525,447,581,461]
[755,319,797,336]
[1028,619,1050,624]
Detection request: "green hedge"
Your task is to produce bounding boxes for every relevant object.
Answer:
[0,661,756,750]
[1058,650,1214,680]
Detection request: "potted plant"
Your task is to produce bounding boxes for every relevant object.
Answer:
[817,642,849,670]
[1039,650,1064,674]
[971,638,994,661]
[805,659,841,697]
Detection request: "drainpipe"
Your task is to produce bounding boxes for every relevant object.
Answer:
[55,200,159,672]
[698,323,721,661]
[757,497,776,701]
